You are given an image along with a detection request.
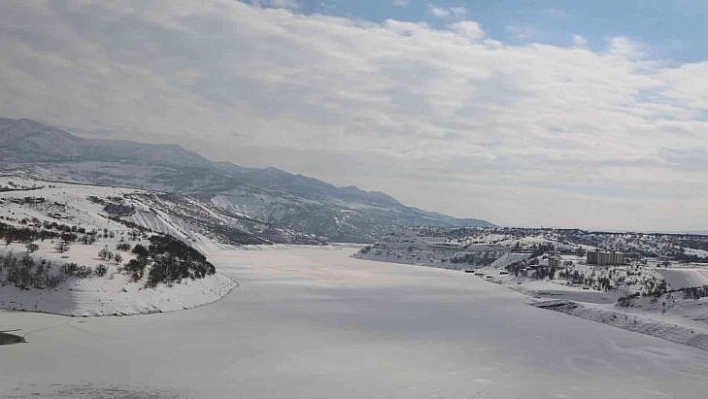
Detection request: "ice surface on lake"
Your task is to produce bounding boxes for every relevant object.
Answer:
[2,245,708,398]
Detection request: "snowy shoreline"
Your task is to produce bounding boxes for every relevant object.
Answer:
[474,272,708,351]
[0,175,244,317]
[0,272,238,317]
[531,299,708,351]
[359,248,708,352]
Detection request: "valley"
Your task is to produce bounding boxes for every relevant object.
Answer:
[3,245,708,398]
[4,2,708,397]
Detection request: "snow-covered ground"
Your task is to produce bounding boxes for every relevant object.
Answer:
[0,233,236,316]
[0,271,235,316]
[655,267,708,290]
[0,175,237,316]
[2,245,708,398]
[531,299,708,351]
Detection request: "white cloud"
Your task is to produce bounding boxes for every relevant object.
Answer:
[450,7,466,19]
[247,0,300,10]
[1,1,708,229]
[608,36,644,59]
[429,5,466,20]
[393,0,409,7]
[448,21,485,41]
[573,34,588,47]
[429,6,450,18]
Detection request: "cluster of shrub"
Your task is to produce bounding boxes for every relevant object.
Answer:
[40,221,87,234]
[0,220,110,249]
[0,252,108,290]
[0,252,63,289]
[86,195,106,205]
[1,221,68,244]
[0,222,114,289]
[675,238,708,252]
[122,235,215,287]
[60,262,106,278]
[103,202,136,217]
[98,245,124,264]
[557,268,592,286]
[680,285,708,300]
[0,183,43,192]
[505,251,668,296]
[2,219,215,289]
[505,260,558,280]
[529,243,557,258]
[2,219,139,252]
[450,252,497,266]
[6,217,87,234]
[618,284,706,307]
[671,252,708,264]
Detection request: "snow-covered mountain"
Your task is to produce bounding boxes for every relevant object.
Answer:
[0,117,494,242]
[0,118,210,167]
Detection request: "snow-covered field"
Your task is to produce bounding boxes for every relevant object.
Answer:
[3,245,708,398]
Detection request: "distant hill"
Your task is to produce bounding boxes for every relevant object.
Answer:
[0,117,495,242]
[0,118,210,167]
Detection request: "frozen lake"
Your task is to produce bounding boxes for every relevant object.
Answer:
[2,245,708,398]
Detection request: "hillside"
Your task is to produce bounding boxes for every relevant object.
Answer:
[0,175,238,316]
[0,118,494,242]
[0,118,210,167]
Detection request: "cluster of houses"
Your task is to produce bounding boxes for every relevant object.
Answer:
[398,235,629,269]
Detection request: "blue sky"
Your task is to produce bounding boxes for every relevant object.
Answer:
[280,0,708,63]
[3,1,708,230]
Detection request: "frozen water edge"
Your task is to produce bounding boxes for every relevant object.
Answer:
[362,247,708,352]
[0,272,238,317]
[531,299,708,351]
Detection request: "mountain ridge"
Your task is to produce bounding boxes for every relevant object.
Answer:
[0,117,495,241]
[0,118,211,167]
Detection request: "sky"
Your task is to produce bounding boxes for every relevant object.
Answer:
[2,1,708,231]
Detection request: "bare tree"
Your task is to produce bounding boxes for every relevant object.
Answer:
[55,240,70,253]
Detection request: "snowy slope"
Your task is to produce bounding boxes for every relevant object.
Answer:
[0,266,235,316]
[0,175,237,316]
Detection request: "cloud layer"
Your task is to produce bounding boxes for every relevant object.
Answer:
[2,0,708,230]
